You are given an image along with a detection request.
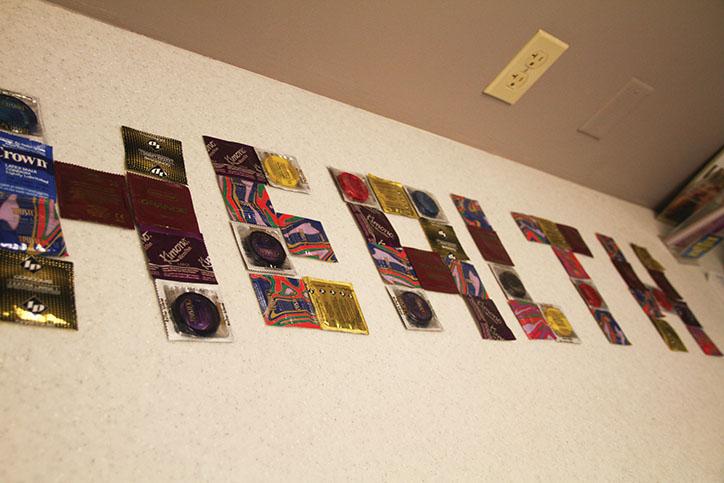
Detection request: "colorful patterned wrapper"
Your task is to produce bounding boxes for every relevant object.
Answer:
[276,213,337,262]
[217,175,276,226]
[508,300,557,341]
[368,243,420,288]
[511,212,549,243]
[249,274,319,329]
[553,246,589,279]
[0,191,67,256]
[450,194,492,230]
[590,309,630,345]
[534,217,571,249]
[446,259,487,298]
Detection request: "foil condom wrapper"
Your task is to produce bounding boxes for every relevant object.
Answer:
[0,249,77,329]
[154,279,232,342]
[0,88,44,139]
[230,221,296,276]
[386,286,442,331]
[257,149,310,193]
[405,186,447,222]
[303,277,368,334]
[329,167,379,208]
[122,126,187,185]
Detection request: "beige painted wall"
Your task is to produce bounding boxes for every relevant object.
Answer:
[1,1,722,481]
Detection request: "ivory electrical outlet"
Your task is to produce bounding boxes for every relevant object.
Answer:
[483,30,569,105]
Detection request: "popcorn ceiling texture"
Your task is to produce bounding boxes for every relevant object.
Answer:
[1,1,722,480]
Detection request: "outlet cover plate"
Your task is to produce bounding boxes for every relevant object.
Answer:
[483,30,569,105]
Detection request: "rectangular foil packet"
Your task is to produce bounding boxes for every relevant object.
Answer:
[511,212,549,244]
[257,149,310,193]
[140,225,217,284]
[649,317,687,352]
[303,277,368,334]
[0,88,44,139]
[127,173,200,234]
[0,131,55,199]
[367,173,417,218]
[203,135,267,183]
[122,126,187,184]
[55,162,133,229]
[534,217,571,249]
[154,279,232,342]
[0,249,76,329]
[508,299,557,341]
[249,274,319,329]
[405,246,458,294]
[0,190,68,257]
[590,308,630,345]
[217,175,277,226]
[405,186,447,222]
[386,286,442,331]
[445,259,487,299]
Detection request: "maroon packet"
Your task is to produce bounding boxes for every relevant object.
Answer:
[127,173,200,234]
[612,259,646,291]
[55,162,134,229]
[556,223,592,257]
[404,247,458,294]
[468,227,514,266]
[648,269,682,301]
[464,296,516,340]
[203,135,267,184]
[139,225,217,284]
[348,203,401,247]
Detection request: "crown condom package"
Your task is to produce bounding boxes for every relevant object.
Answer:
[0,132,55,200]
[155,279,232,341]
[0,190,68,256]
[0,249,76,329]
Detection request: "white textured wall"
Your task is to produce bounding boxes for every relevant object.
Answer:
[1,1,722,481]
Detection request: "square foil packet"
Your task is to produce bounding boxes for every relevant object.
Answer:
[0,249,77,329]
[122,126,187,184]
[231,221,296,276]
[329,168,380,208]
[303,277,368,334]
[386,286,442,332]
[0,88,44,139]
[154,279,232,342]
[257,149,310,193]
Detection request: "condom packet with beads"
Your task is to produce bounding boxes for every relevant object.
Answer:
[303,277,368,334]
[329,167,379,208]
[386,286,442,332]
[154,279,232,342]
[0,249,77,329]
[256,148,310,193]
[0,88,44,140]
[230,221,296,275]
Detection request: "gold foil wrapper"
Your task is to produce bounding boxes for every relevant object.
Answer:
[420,218,469,260]
[650,318,687,352]
[0,250,77,329]
[367,174,417,218]
[540,304,580,343]
[303,277,368,334]
[631,244,665,272]
[535,217,571,249]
